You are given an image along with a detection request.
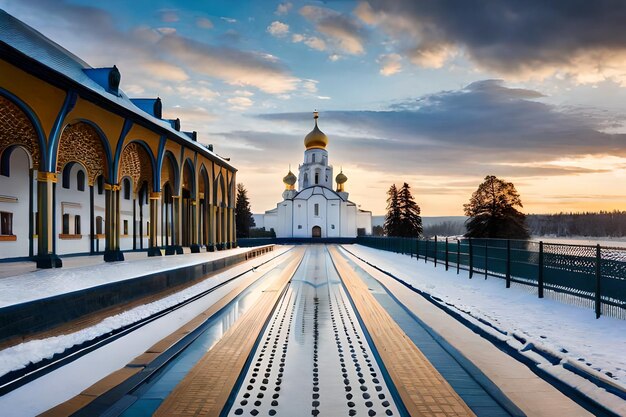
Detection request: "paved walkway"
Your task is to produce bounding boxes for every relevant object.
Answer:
[339,246,593,417]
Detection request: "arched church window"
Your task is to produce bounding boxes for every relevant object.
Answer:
[77,170,85,192]
[303,173,308,187]
[315,172,319,185]
[312,154,316,163]
[123,178,131,200]
[96,216,103,235]
[314,203,319,216]
[97,175,104,195]
[62,213,70,234]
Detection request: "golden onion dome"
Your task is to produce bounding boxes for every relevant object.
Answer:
[336,170,348,185]
[283,170,297,186]
[304,111,328,150]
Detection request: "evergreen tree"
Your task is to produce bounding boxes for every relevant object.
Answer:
[384,184,402,236]
[398,182,423,237]
[464,175,529,239]
[235,183,256,238]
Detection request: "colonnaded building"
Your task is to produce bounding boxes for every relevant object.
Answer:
[0,11,236,267]
[260,112,372,238]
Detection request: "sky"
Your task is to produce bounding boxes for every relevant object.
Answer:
[3,0,626,216]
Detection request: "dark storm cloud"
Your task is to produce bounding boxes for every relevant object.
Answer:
[255,80,626,176]
[357,0,626,80]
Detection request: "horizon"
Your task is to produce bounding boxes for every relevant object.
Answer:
[4,1,626,216]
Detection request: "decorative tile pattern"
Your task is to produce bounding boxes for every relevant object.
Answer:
[56,122,107,185]
[0,95,40,169]
[119,142,153,192]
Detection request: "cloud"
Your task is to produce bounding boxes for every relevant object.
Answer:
[292,33,327,51]
[377,53,402,76]
[196,17,213,29]
[255,80,626,177]
[275,2,293,16]
[159,34,300,94]
[300,5,366,55]
[141,60,189,81]
[227,96,254,110]
[157,9,179,23]
[357,0,626,85]
[220,16,237,24]
[267,21,289,37]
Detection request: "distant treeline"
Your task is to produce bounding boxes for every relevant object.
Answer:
[419,211,626,238]
[526,211,626,237]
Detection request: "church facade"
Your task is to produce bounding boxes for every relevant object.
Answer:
[0,11,236,267]
[262,112,372,238]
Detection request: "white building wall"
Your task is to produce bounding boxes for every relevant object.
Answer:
[306,195,327,237]
[119,179,134,251]
[0,148,31,259]
[357,211,372,235]
[93,184,105,253]
[56,164,90,255]
[327,200,340,237]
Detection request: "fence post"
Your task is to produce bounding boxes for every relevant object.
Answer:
[456,239,460,275]
[445,237,449,271]
[595,244,601,319]
[469,238,473,279]
[425,239,429,264]
[434,236,438,267]
[506,239,511,288]
[416,239,420,261]
[538,241,544,298]
[484,240,488,279]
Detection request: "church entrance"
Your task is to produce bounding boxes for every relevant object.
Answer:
[312,226,322,238]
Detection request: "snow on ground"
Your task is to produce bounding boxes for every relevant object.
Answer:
[0,247,262,307]
[346,245,626,388]
[0,247,293,416]
[0,246,291,378]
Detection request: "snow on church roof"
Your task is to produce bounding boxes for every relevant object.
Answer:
[293,185,347,201]
[0,9,233,170]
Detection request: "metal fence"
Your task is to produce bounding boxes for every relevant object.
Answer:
[356,236,626,319]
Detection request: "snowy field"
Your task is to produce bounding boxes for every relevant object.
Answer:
[0,247,260,307]
[534,236,626,248]
[346,245,626,390]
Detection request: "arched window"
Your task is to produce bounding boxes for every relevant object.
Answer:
[97,175,104,195]
[77,170,85,191]
[62,213,70,234]
[314,172,319,185]
[123,178,131,200]
[314,203,319,216]
[303,173,308,187]
[312,154,316,163]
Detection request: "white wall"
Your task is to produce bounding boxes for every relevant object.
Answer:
[56,164,90,255]
[0,147,32,259]
[357,211,373,235]
[119,178,134,251]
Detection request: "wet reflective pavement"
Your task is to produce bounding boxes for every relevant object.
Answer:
[226,245,400,417]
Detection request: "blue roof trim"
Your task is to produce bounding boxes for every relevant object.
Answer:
[112,118,134,183]
[47,90,78,172]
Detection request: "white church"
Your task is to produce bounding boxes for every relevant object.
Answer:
[260,112,372,238]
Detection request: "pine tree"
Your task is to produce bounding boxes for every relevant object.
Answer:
[384,184,402,236]
[235,183,256,238]
[397,182,423,237]
[464,175,529,239]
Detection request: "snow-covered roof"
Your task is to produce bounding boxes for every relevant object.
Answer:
[0,9,233,170]
[293,185,346,201]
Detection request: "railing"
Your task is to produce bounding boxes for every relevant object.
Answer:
[357,236,626,320]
